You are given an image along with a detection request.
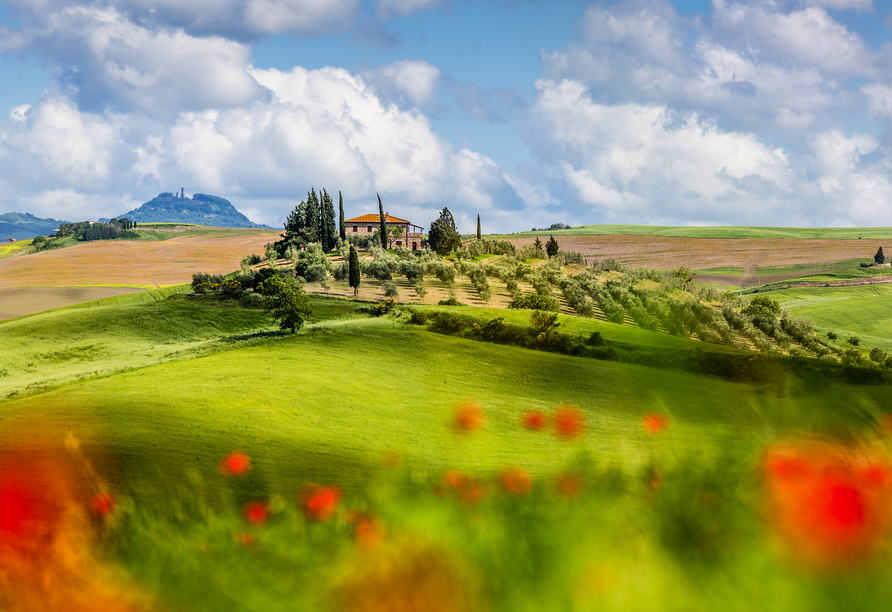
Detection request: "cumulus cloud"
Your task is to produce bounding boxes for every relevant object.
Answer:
[525,79,792,223]
[359,60,442,107]
[2,6,267,116]
[2,0,361,39]
[0,62,525,229]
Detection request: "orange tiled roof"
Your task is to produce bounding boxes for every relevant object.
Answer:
[344,213,413,224]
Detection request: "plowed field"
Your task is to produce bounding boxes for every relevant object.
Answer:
[509,235,883,286]
[0,231,279,289]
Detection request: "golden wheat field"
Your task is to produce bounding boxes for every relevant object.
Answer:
[0,232,280,290]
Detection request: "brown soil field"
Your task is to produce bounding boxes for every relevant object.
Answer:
[0,231,280,289]
[0,287,144,320]
[508,235,880,286]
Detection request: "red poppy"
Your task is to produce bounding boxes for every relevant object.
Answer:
[243,501,269,526]
[302,484,342,521]
[442,470,469,490]
[499,466,533,495]
[453,400,484,433]
[764,445,892,570]
[554,405,585,439]
[556,473,584,498]
[642,413,669,434]
[236,531,257,548]
[90,492,116,519]
[219,451,251,477]
[522,410,547,431]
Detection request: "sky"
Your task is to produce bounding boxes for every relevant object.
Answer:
[1,0,892,233]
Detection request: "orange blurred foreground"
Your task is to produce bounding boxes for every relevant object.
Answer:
[763,442,892,572]
[0,425,152,612]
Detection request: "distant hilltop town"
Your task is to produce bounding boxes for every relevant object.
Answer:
[115,192,271,228]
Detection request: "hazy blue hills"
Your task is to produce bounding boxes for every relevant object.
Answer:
[117,193,272,228]
[0,212,67,241]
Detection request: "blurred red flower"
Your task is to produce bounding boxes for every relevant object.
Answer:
[243,501,269,526]
[499,466,533,495]
[522,410,547,431]
[90,492,116,519]
[453,400,484,433]
[302,485,342,521]
[642,413,669,434]
[764,445,892,570]
[556,473,584,498]
[442,470,469,490]
[236,531,257,548]
[219,451,251,477]
[554,405,585,439]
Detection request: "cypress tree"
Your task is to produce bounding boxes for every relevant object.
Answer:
[338,191,346,241]
[378,193,387,249]
[319,189,329,250]
[304,189,320,245]
[476,214,481,240]
[349,245,361,297]
[321,189,336,251]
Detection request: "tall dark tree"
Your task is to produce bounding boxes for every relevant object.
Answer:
[338,191,346,241]
[349,245,361,297]
[321,189,337,252]
[476,214,481,240]
[545,235,560,258]
[378,194,387,250]
[428,208,462,256]
[304,189,321,245]
[875,246,885,264]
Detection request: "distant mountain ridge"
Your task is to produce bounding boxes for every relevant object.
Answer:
[0,212,67,241]
[117,193,272,228]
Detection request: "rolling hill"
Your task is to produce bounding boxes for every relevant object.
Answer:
[118,192,272,228]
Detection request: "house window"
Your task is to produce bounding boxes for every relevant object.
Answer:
[353,225,358,232]
[396,240,402,246]
[412,242,417,250]
[367,226,373,232]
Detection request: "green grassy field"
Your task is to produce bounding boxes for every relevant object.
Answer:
[772,284,892,352]
[493,225,892,240]
[3,290,892,610]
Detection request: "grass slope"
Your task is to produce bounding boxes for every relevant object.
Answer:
[3,303,892,610]
[3,292,892,610]
[774,284,892,351]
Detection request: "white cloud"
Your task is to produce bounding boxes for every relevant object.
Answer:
[711,2,875,77]
[375,0,444,20]
[11,6,266,116]
[863,83,892,117]
[526,79,792,222]
[3,0,361,38]
[803,0,873,10]
[359,60,441,107]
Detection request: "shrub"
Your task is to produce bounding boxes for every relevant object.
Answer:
[508,293,560,312]
[586,332,604,346]
[365,261,392,281]
[437,298,464,306]
[220,278,243,297]
[744,295,781,318]
[870,347,887,363]
[827,331,838,340]
[303,264,328,283]
[192,273,224,292]
[331,261,349,281]
[848,336,861,347]
[383,281,399,299]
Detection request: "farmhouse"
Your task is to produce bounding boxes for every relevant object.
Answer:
[345,213,425,250]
